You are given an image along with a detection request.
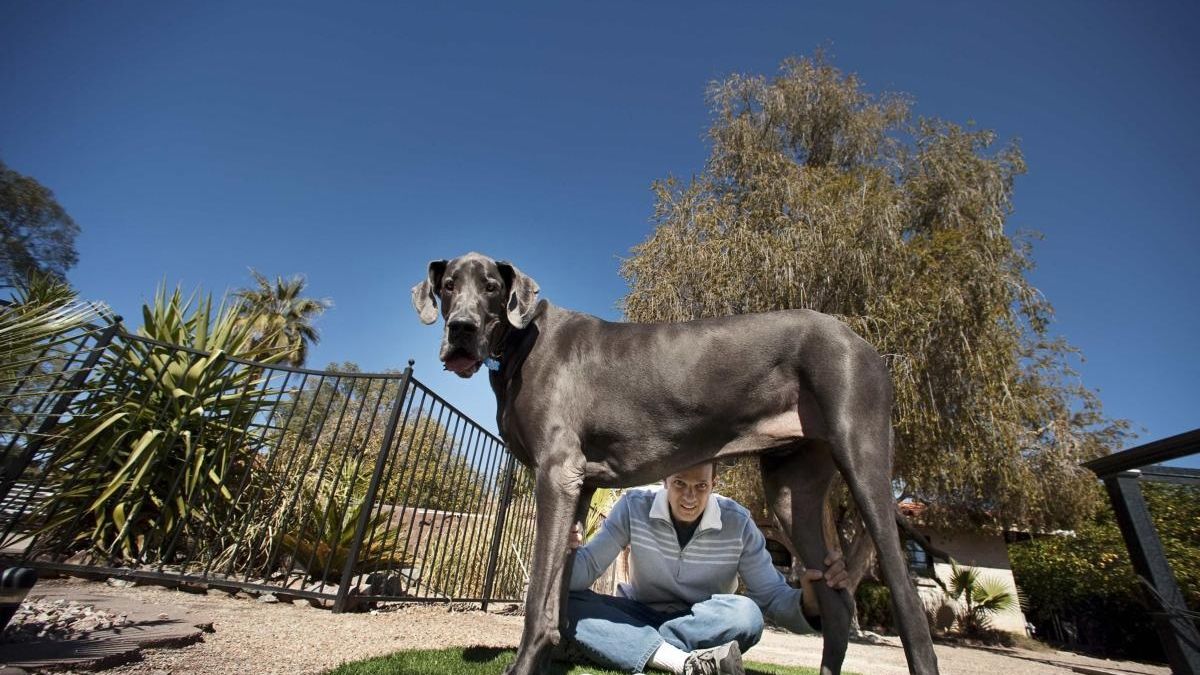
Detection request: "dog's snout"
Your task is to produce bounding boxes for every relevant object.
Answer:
[448,319,479,342]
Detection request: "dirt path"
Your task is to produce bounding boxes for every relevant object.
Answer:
[18,578,1169,675]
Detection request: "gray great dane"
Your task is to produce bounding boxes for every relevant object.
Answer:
[412,252,939,675]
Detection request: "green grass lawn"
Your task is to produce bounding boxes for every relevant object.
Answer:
[326,647,832,674]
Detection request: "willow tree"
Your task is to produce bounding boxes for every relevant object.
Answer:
[621,54,1129,598]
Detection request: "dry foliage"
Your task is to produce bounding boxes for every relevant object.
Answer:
[622,53,1130,536]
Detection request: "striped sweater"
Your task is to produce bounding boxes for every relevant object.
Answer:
[570,487,816,634]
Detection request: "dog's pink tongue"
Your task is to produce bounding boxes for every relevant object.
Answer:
[443,353,478,374]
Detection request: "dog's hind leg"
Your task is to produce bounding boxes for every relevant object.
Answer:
[830,421,939,675]
[506,457,589,675]
[761,444,851,675]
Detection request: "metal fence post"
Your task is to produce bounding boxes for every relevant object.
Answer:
[480,453,518,611]
[332,360,413,613]
[1104,472,1200,674]
[0,320,121,506]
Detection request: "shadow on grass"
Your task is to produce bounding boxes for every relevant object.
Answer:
[463,647,587,673]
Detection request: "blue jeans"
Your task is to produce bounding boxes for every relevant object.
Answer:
[560,590,764,673]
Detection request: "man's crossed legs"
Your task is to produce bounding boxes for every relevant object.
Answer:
[560,590,763,674]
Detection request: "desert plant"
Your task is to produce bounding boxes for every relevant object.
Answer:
[29,285,284,563]
[279,487,410,583]
[418,505,534,600]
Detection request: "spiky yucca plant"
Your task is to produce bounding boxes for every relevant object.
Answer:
[280,494,410,584]
[278,462,410,583]
[32,285,285,564]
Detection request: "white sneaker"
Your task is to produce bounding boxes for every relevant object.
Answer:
[683,640,745,675]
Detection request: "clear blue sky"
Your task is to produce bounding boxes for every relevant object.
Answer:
[2,2,1197,466]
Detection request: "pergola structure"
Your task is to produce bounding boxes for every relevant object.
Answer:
[1083,428,1200,675]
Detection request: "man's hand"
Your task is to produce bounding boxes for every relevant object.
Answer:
[568,522,584,550]
[800,550,849,619]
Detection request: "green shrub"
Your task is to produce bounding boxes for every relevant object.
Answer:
[855,580,893,633]
[1010,482,1200,661]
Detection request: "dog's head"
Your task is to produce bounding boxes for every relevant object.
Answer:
[411,252,540,378]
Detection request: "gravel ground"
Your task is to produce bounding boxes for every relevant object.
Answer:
[3,599,132,644]
[21,578,1170,675]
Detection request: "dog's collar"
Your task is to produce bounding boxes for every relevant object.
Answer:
[488,322,537,382]
[485,318,511,371]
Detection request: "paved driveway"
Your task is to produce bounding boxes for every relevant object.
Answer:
[750,627,1169,675]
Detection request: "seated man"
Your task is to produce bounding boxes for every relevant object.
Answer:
[563,462,848,675]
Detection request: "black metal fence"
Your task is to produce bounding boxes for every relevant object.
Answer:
[0,317,536,612]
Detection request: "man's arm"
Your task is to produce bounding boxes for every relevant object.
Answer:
[737,520,817,634]
[568,492,632,591]
[737,519,849,634]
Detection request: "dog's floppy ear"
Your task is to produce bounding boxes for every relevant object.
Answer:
[411,259,448,325]
[496,260,540,329]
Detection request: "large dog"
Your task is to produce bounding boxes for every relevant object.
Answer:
[412,252,939,675]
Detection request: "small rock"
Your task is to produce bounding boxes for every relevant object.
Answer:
[106,578,137,588]
[258,593,278,604]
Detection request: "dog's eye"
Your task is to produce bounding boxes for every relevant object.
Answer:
[443,280,455,292]
[485,282,499,293]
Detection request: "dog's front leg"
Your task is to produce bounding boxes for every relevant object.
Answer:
[506,456,585,675]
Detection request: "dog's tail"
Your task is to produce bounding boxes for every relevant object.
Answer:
[893,508,952,563]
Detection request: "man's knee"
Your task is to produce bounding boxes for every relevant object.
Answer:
[714,594,764,641]
[566,590,600,623]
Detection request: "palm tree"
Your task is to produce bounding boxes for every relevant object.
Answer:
[234,270,331,367]
[2,273,109,395]
[945,563,1019,635]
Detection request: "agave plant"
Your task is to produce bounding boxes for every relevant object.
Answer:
[945,562,1018,635]
[31,285,285,564]
[278,462,411,583]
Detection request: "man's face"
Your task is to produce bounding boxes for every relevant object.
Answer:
[664,463,715,525]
